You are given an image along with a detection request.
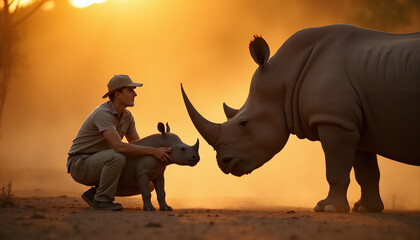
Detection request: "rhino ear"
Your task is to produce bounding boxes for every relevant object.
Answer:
[223,102,239,119]
[165,122,171,133]
[157,122,165,135]
[249,35,270,67]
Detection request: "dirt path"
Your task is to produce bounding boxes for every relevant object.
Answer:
[1,196,419,240]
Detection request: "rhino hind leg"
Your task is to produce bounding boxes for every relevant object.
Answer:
[315,124,360,213]
[352,151,384,213]
[115,182,155,196]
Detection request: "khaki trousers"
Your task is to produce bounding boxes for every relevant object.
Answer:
[69,149,126,202]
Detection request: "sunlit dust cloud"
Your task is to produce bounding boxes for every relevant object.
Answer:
[69,0,107,8]
[4,0,55,11]
[42,1,55,10]
[14,0,33,7]
[5,0,34,10]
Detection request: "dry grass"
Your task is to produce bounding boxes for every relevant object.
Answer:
[0,180,18,207]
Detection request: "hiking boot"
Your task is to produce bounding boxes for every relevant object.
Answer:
[81,187,96,206]
[91,200,123,211]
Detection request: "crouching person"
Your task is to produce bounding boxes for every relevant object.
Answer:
[67,74,173,211]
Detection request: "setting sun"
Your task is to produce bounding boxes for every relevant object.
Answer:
[69,0,107,8]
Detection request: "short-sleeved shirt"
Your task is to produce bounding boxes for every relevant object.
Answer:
[68,101,137,155]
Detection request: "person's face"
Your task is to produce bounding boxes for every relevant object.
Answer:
[116,87,137,107]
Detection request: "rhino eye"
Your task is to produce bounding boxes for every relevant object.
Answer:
[181,147,186,151]
[239,120,248,127]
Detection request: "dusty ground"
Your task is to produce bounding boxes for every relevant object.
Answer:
[0,196,419,240]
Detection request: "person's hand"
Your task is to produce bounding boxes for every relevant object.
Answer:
[153,147,174,163]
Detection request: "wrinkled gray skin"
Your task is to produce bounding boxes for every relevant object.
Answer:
[116,123,199,211]
[182,24,420,213]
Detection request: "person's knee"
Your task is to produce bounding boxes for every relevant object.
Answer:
[111,152,126,168]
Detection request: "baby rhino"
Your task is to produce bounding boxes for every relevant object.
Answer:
[116,122,200,211]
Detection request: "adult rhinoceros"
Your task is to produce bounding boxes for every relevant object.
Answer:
[181,24,420,213]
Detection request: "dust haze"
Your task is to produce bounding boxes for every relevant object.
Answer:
[0,0,419,210]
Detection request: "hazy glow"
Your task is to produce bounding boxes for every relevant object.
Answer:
[42,0,55,10]
[2,0,55,11]
[4,0,34,10]
[16,0,34,7]
[69,0,107,8]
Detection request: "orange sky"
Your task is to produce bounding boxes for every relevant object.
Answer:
[0,0,419,210]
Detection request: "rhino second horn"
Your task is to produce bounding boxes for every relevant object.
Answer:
[223,102,239,119]
[181,84,221,147]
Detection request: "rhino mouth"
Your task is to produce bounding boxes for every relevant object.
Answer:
[219,157,252,176]
[188,159,200,166]
[187,155,200,166]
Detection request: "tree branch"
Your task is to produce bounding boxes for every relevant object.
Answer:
[10,0,20,18]
[13,0,47,26]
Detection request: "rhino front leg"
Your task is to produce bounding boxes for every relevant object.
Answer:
[153,175,172,211]
[352,151,384,213]
[137,174,155,211]
[315,124,360,213]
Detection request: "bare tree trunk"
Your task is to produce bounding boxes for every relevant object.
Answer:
[0,0,46,132]
[0,0,13,131]
[0,61,11,130]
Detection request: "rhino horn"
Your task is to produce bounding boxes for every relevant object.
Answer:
[223,102,239,119]
[181,84,221,147]
[193,138,199,150]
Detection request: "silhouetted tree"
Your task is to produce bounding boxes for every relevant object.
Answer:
[349,0,420,31]
[0,0,47,129]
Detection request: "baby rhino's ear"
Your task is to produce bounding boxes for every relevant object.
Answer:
[166,122,171,133]
[157,122,165,135]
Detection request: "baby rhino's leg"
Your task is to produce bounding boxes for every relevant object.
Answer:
[154,175,172,211]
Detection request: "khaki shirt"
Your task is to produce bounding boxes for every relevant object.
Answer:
[68,101,137,155]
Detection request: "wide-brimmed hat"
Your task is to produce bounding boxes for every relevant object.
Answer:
[102,74,143,98]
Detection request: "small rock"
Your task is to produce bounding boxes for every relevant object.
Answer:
[289,234,299,240]
[145,222,162,228]
[31,213,46,219]
[287,210,296,214]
